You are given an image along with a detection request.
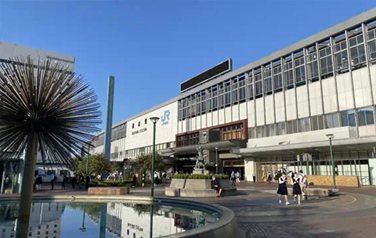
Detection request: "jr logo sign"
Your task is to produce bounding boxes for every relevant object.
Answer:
[161,110,170,125]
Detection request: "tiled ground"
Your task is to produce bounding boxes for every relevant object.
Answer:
[2,183,376,238]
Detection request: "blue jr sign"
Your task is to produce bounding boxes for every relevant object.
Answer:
[161,110,170,125]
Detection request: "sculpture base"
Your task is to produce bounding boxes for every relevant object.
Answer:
[192,169,209,175]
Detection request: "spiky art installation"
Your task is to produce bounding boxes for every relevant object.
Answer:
[0,56,101,235]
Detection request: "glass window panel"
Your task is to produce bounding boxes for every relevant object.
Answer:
[325,113,339,128]
[358,107,374,126]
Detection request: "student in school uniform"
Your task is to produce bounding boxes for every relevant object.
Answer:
[277,173,289,205]
[292,172,302,205]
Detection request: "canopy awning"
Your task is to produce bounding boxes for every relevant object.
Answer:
[159,139,247,157]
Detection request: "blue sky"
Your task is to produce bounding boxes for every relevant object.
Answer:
[0,0,375,130]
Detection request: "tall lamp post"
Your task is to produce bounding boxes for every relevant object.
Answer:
[149,117,160,198]
[326,133,336,189]
[215,147,218,174]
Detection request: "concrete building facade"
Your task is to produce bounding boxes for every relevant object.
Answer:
[91,7,376,186]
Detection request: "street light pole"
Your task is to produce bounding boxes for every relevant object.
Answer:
[215,147,218,174]
[149,117,160,198]
[326,133,336,189]
[79,208,86,232]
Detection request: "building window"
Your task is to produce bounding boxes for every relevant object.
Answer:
[334,40,349,72]
[224,81,231,105]
[368,27,376,60]
[311,115,324,131]
[358,107,374,126]
[294,56,306,86]
[325,113,339,128]
[254,70,262,96]
[286,120,297,134]
[298,118,310,132]
[239,79,246,101]
[145,119,147,124]
[341,110,356,126]
[319,46,333,77]
[273,63,282,91]
[349,33,366,66]
[263,66,272,94]
[284,59,294,89]
[138,121,140,127]
[276,122,286,135]
[247,75,254,99]
[307,48,319,81]
[132,123,134,129]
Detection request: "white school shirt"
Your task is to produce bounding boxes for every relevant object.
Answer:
[278,176,286,184]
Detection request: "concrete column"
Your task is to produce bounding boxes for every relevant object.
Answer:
[369,158,376,186]
[244,157,256,182]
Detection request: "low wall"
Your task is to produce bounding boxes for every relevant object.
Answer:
[88,187,130,195]
[308,175,359,187]
[167,179,237,197]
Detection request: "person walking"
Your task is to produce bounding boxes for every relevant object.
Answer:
[298,170,308,200]
[62,175,67,189]
[292,172,302,205]
[71,175,77,189]
[50,173,56,190]
[141,174,145,187]
[252,172,256,183]
[267,171,272,184]
[277,173,289,205]
[230,171,236,187]
[235,171,241,183]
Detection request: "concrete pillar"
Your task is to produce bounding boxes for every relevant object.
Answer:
[369,158,376,186]
[244,157,256,182]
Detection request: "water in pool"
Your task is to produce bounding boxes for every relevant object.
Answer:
[0,201,220,238]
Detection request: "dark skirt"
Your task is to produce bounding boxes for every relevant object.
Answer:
[277,183,288,195]
[293,183,302,195]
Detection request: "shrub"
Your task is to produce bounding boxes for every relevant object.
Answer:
[309,182,314,186]
[89,180,133,187]
[172,174,229,180]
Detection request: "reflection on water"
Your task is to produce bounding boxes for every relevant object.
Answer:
[0,201,219,238]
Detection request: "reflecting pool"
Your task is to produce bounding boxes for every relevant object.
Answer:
[0,201,220,238]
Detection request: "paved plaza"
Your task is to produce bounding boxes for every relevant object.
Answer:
[2,182,376,238]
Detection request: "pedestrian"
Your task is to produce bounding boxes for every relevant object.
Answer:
[141,174,145,187]
[50,173,56,190]
[62,175,67,189]
[298,170,308,200]
[267,171,272,184]
[211,176,223,197]
[71,175,76,189]
[36,175,42,190]
[33,175,37,191]
[230,171,236,187]
[235,171,240,183]
[132,173,137,187]
[292,172,302,205]
[277,172,289,205]
[252,172,256,183]
[79,174,84,189]
[85,174,90,189]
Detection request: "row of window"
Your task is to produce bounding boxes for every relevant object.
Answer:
[176,123,245,147]
[111,142,174,159]
[248,106,374,139]
[178,22,376,121]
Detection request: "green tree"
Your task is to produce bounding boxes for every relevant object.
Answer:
[135,153,166,175]
[72,153,113,176]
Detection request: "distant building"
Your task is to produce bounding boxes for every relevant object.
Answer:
[0,41,75,193]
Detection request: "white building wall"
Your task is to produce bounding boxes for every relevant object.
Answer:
[265,95,274,124]
[232,104,240,121]
[247,101,256,127]
[296,86,309,118]
[239,102,247,120]
[353,67,373,108]
[322,76,338,113]
[285,89,297,120]
[124,101,178,152]
[274,92,285,122]
[337,74,355,111]
[309,81,323,116]
[256,98,265,126]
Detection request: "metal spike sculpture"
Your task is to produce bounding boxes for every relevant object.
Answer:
[0,56,101,236]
